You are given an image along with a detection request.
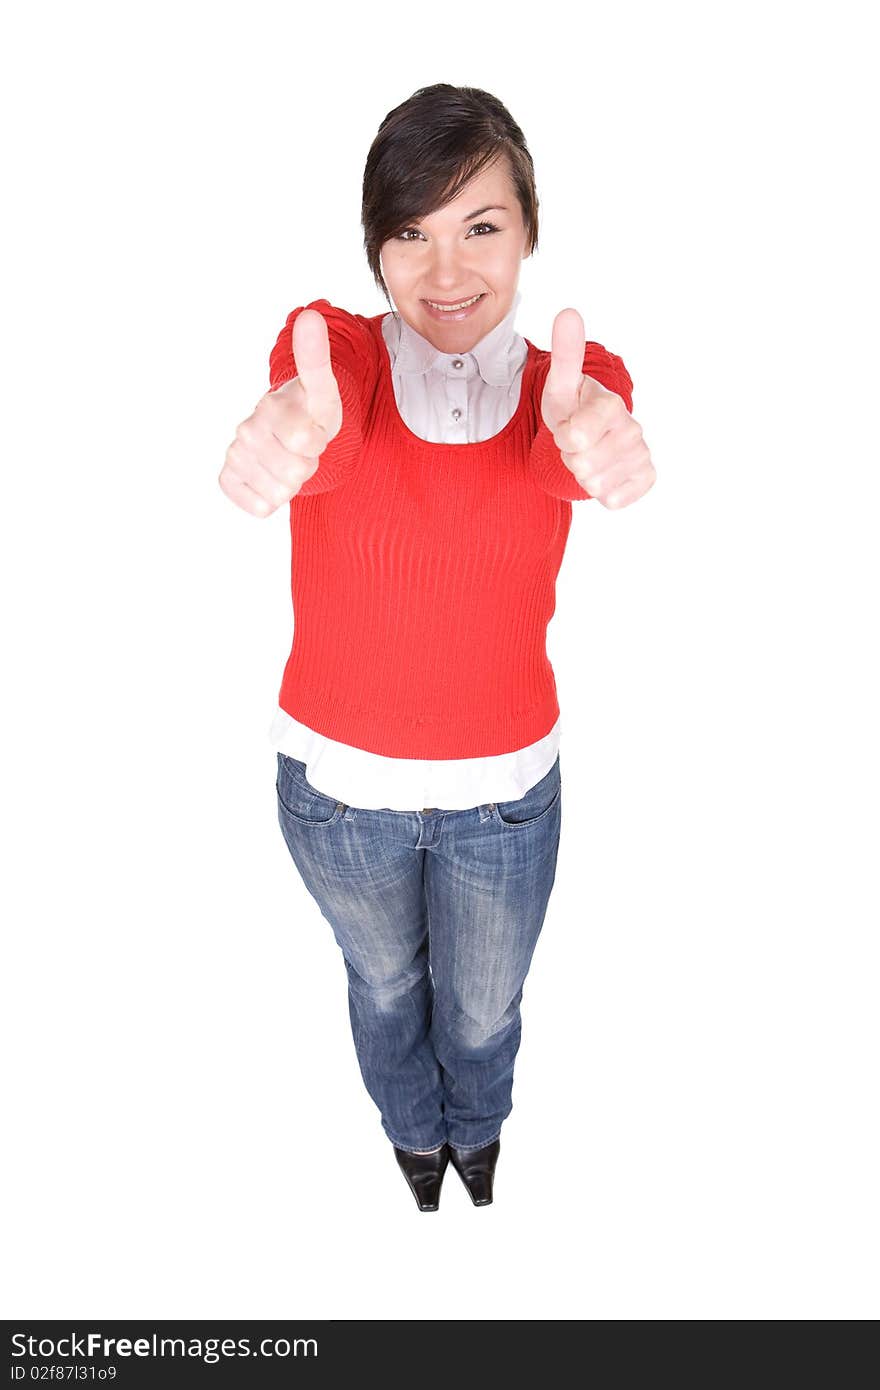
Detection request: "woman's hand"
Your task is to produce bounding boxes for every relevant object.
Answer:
[540,308,655,509]
[219,309,344,517]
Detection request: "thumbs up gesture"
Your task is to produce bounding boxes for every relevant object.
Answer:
[219,309,344,517]
[540,308,655,509]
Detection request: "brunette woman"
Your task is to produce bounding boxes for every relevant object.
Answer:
[219,84,655,1211]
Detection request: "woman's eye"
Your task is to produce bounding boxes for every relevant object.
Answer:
[397,222,499,241]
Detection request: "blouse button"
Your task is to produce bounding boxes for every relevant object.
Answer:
[451,407,462,420]
[452,359,463,368]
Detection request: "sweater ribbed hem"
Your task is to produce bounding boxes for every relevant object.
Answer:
[277,680,561,761]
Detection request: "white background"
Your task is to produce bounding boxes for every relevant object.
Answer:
[3,0,877,1320]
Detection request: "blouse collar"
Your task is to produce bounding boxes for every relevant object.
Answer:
[386,289,524,387]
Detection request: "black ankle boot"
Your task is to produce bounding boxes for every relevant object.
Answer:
[393,1143,450,1211]
[448,1138,500,1206]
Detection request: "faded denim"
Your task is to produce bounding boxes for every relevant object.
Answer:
[275,750,562,1153]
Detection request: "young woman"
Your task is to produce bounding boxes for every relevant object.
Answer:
[219,84,655,1212]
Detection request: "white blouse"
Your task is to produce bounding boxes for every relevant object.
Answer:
[267,289,562,811]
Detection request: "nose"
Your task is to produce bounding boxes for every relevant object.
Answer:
[428,245,474,284]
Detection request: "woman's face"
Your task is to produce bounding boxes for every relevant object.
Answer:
[379,159,531,353]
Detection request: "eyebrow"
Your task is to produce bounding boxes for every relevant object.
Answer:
[462,204,508,221]
[414,204,508,226]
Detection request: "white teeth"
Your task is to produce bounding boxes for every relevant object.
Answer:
[427,294,483,311]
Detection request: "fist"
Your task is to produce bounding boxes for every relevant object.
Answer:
[218,309,344,517]
[541,308,655,509]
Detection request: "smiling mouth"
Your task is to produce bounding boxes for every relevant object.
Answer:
[422,293,486,311]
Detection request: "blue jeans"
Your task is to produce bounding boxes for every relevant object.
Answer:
[275,751,562,1153]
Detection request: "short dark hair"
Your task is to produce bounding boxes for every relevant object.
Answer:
[362,84,540,307]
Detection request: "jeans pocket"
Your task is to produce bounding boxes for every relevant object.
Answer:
[491,755,561,828]
[276,753,346,826]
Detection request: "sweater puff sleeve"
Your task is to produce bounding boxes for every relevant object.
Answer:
[528,342,635,501]
[268,298,379,496]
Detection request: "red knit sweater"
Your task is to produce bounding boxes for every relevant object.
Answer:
[269,300,633,760]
